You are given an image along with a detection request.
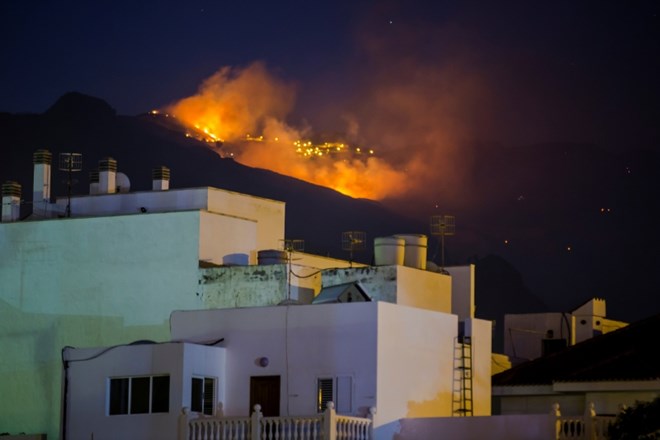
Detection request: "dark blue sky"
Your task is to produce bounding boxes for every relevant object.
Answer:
[1,0,658,151]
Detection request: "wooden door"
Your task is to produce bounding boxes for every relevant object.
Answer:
[249,375,280,416]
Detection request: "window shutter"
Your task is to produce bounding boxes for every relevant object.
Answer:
[317,378,333,413]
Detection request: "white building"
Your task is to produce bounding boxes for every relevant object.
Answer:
[502,298,627,366]
[2,149,492,439]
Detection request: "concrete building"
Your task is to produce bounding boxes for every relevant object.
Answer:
[502,298,628,366]
[1,149,490,439]
[62,301,491,440]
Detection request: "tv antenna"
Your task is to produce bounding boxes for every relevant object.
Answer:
[430,214,455,274]
[342,231,366,266]
[58,153,82,217]
[280,239,305,302]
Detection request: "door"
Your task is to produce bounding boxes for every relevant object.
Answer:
[249,375,280,416]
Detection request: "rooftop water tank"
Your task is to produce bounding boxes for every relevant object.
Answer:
[374,236,405,266]
[394,234,428,270]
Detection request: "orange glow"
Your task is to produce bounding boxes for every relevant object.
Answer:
[166,62,411,200]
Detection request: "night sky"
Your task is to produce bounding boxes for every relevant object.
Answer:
[2,1,658,152]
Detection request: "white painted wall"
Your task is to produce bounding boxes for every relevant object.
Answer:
[503,313,568,363]
[171,303,379,418]
[55,186,285,257]
[198,211,257,265]
[170,302,489,425]
[464,318,493,416]
[445,265,475,320]
[0,206,272,439]
[375,304,458,424]
[63,342,224,440]
[1,211,203,323]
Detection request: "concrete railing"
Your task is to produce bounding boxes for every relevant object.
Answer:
[551,403,617,440]
[179,402,376,440]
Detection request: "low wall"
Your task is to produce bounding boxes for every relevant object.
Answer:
[387,414,550,440]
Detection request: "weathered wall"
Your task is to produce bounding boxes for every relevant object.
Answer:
[198,264,288,308]
[321,265,452,313]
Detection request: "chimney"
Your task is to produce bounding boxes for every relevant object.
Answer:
[98,157,117,194]
[152,166,170,191]
[89,170,99,195]
[2,181,22,222]
[32,149,52,216]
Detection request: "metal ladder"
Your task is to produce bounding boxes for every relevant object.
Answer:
[452,335,474,416]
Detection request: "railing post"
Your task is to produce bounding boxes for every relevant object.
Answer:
[252,404,263,440]
[324,401,337,440]
[584,402,596,440]
[368,407,377,440]
[178,407,193,440]
[549,403,561,440]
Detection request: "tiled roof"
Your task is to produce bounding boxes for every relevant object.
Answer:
[492,313,660,386]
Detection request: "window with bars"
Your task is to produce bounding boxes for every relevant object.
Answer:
[316,376,352,414]
[108,375,170,415]
[191,376,216,415]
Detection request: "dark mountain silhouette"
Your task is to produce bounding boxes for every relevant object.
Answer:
[3,92,659,347]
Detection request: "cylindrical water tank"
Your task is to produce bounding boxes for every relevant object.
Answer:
[374,236,405,266]
[257,249,287,265]
[394,234,428,270]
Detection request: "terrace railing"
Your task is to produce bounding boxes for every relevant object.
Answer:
[179,402,376,440]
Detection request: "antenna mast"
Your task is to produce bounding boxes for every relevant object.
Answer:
[58,153,82,217]
[281,239,304,301]
[341,231,366,267]
[430,214,455,274]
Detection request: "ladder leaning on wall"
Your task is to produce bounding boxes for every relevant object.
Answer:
[452,335,474,416]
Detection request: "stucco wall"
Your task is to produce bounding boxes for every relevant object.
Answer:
[0,210,224,439]
[446,265,475,320]
[170,303,379,418]
[198,211,258,265]
[206,187,285,254]
[375,304,458,425]
[465,318,493,416]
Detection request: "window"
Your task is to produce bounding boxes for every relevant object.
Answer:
[191,376,216,415]
[316,376,352,414]
[108,375,170,415]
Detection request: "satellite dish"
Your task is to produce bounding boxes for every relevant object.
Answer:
[115,172,131,193]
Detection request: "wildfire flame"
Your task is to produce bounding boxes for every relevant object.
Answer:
[166,62,411,200]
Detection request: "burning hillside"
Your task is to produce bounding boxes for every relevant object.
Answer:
[163,62,412,200]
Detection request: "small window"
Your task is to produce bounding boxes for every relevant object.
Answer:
[316,376,352,414]
[108,375,169,415]
[317,378,333,413]
[191,377,216,415]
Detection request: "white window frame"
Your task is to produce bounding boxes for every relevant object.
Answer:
[107,374,170,416]
[191,375,217,415]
